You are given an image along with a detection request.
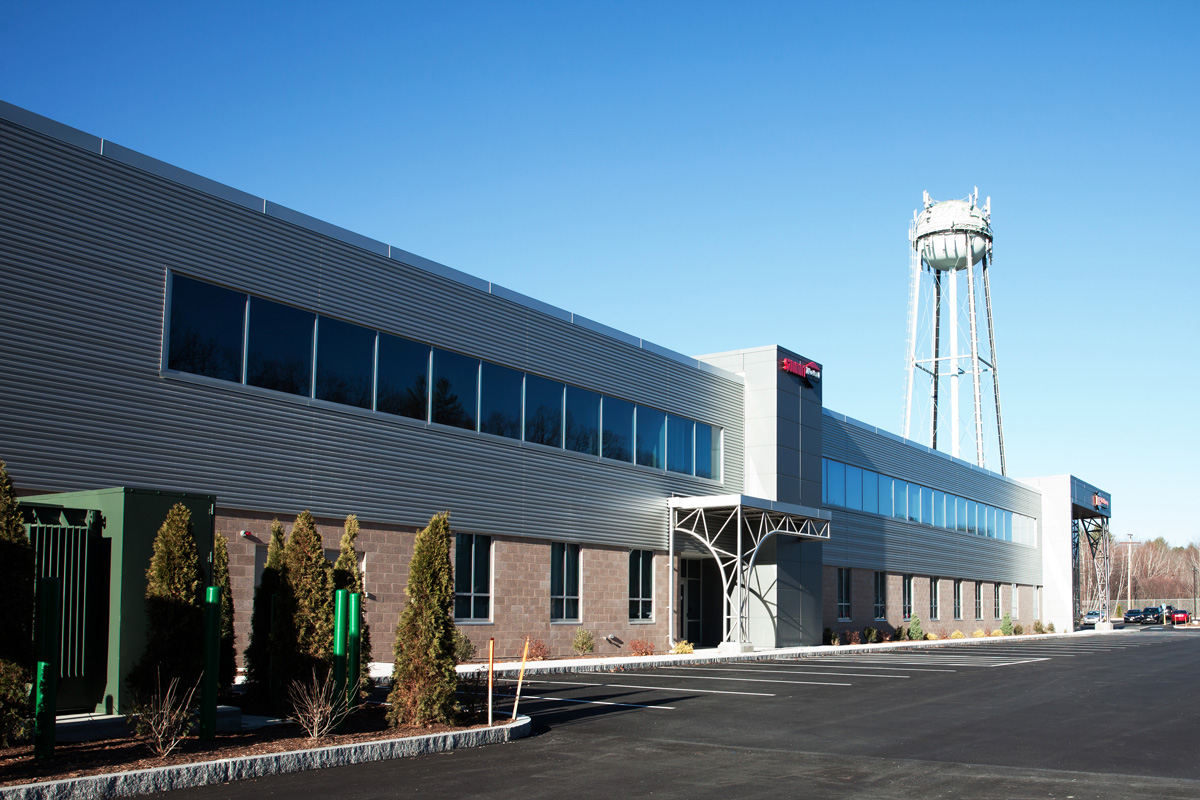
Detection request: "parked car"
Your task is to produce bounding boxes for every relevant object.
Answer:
[1141,606,1168,624]
[1171,608,1190,624]
[1082,610,1103,625]
[1123,608,1145,624]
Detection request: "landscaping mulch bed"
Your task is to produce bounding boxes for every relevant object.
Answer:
[0,705,478,789]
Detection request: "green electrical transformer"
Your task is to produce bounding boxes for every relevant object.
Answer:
[20,487,215,715]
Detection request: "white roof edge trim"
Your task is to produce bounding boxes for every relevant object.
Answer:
[668,494,831,520]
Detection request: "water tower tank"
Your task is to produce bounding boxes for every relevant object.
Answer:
[914,198,991,271]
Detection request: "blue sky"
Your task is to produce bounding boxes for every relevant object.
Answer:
[4,1,1197,545]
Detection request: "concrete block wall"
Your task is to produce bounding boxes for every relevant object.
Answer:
[220,508,672,666]
[823,566,1043,638]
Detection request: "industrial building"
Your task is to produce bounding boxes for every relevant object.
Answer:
[0,100,1112,687]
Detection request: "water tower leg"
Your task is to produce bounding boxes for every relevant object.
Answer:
[964,234,986,469]
[949,266,959,459]
[982,256,1007,476]
[931,270,942,450]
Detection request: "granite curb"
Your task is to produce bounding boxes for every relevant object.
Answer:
[1,715,531,800]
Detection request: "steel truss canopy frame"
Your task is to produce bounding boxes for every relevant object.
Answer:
[668,494,831,648]
[1073,516,1112,625]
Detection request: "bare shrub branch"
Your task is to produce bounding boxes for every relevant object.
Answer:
[125,668,199,758]
[288,668,351,739]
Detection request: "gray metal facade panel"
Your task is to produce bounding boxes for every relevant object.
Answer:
[823,510,1042,586]
[0,116,742,550]
[821,412,1041,518]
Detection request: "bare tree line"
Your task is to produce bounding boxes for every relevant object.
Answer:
[1094,537,1200,610]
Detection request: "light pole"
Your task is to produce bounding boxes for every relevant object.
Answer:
[1126,534,1133,617]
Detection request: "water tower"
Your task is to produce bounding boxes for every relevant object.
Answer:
[903,189,1006,475]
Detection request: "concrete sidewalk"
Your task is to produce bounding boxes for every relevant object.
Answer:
[452,627,1121,677]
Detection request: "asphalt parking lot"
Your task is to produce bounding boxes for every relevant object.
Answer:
[169,628,1200,800]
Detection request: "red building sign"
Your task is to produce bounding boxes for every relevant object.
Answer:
[781,358,821,383]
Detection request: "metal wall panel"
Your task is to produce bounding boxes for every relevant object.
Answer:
[0,114,742,551]
[821,411,1042,585]
[822,411,1041,517]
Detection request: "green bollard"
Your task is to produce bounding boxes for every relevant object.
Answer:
[332,590,348,716]
[33,577,60,760]
[200,586,220,740]
[347,592,362,708]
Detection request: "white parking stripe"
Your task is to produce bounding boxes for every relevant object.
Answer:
[496,692,674,710]
[527,679,777,697]
[779,662,957,673]
[618,673,852,687]
[663,665,909,679]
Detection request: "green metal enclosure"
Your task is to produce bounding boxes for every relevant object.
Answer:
[21,488,215,715]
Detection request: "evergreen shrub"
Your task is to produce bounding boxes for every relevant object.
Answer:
[388,512,457,726]
[128,503,204,697]
[245,520,287,705]
[333,515,373,698]
[907,616,924,640]
[572,627,595,655]
[1001,613,1013,636]
[213,532,236,694]
[284,511,334,684]
[0,461,33,747]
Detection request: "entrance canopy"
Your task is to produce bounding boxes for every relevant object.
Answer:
[668,494,831,648]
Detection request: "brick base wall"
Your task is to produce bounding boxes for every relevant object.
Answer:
[822,566,1042,639]
[219,508,672,666]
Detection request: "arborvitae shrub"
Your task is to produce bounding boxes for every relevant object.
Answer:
[284,511,334,684]
[388,512,457,726]
[907,616,924,641]
[1001,613,1013,636]
[453,628,476,662]
[212,532,236,694]
[823,628,834,645]
[332,515,373,697]
[128,503,204,697]
[245,520,287,703]
[0,461,33,746]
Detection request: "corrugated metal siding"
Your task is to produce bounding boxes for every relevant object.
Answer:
[821,412,1042,585]
[822,411,1041,517]
[0,116,743,550]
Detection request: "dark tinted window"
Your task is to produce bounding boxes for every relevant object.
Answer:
[695,423,717,480]
[636,406,666,469]
[315,316,374,409]
[551,541,580,621]
[431,348,478,430]
[479,361,522,439]
[667,415,694,475]
[601,396,634,462]
[167,274,245,381]
[524,375,563,447]
[564,386,600,456]
[376,335,429,420]
[246,297,314,396]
